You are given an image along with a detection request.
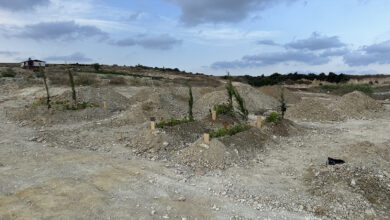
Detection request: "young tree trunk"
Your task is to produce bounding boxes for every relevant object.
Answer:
[68,69,77,102]
[40,66,51,109]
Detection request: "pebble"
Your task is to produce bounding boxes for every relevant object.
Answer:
[29,136,38,141]
[163,142,169,147]
[176,196,186,202]
[200,144,209,149]
[351,179,356,186]
[212,204,220,211]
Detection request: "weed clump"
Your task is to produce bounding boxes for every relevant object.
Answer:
[210,124,249,138]
[266,112,282,123]
[213,103,233,116]
[156,117,193,128]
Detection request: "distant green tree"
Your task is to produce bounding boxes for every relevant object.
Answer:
[92,63,101,72]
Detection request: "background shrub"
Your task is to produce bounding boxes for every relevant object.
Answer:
[75,74,98,86]
[1,68,16,77]
[108,76,127,85]
[92,63,101,72]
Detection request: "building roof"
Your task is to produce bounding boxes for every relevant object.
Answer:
[21,59,45,63]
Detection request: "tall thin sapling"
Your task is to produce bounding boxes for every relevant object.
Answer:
[280,86,287,118]
[188,86,194,121]
[68,69,77,102]
[40,65,51,109]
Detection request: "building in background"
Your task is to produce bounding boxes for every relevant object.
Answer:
[21,58,46,70]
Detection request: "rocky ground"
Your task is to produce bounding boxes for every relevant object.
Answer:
[0,68,389,219]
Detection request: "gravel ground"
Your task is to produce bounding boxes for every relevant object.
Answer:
[0,82,389,219]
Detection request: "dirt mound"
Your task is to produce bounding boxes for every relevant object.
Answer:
[11,87,130,125]
[219,127,267,151]
[177,127,267,169]
[335,91,384,119]
[127,87,202,120]
[262,119,303,137]
[286,91,384,122]
[176,137,238,169]
[128,121,205,156]
[128,128,173,155]
[285,98,344,122]
[259,86,301,104]
[194,85,278,119]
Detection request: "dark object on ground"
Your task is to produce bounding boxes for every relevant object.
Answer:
[327,157,345,165]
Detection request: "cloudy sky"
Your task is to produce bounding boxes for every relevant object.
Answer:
[0,0,389,75]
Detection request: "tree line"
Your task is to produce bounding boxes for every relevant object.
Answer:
[229,72,351,87]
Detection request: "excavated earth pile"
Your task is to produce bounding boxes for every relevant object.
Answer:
[194,85,279,119]
[129,119,303,170]
[10,87,130,125]
[285,98,344,122]
[335,91,384,119]
[286,91,384,122]
[259,85,302,104]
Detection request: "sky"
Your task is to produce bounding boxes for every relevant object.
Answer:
[0,0,390,75]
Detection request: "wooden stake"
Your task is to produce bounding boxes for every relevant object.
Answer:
[256,115,262,128]
[150,117,156,131]
[204,129,210,145]
[103,101,107,109]
[212,110,217,121]
[120,132,123,141]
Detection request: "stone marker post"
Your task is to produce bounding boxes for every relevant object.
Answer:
[204,129,210,145]
[150,117,156,131]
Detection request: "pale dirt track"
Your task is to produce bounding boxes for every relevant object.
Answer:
[0,85,389,220]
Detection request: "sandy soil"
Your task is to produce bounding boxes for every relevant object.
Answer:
[0,82,389,219]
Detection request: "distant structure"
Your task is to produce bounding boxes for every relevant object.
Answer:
[20,58,46,70]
